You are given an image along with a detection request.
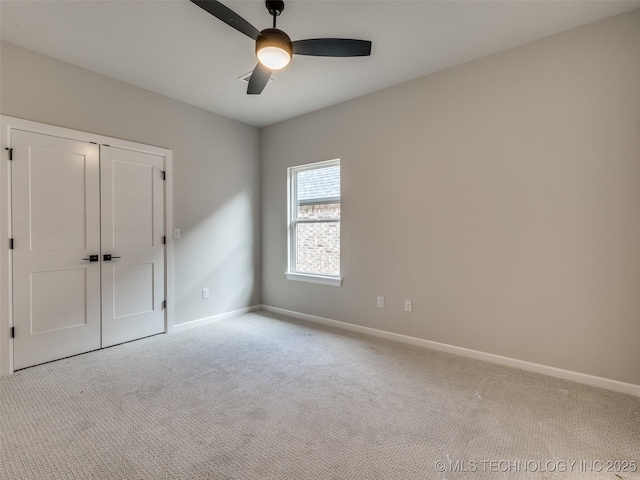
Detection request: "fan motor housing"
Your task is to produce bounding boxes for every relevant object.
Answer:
[256,28,293,56]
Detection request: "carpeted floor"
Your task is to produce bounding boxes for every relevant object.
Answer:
[1,311,638,480]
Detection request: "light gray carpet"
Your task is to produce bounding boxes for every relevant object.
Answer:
[1,311,638,480]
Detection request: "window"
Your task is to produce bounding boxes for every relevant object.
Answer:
[286,159,342,286]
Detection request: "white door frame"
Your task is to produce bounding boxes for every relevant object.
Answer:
[0,115,175,375]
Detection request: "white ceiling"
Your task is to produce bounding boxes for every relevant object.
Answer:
[1,0,639,127]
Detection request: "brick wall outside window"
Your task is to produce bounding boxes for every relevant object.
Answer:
[295,203,340,275]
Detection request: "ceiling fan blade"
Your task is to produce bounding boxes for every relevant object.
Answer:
[247,63,272,95]
[292,39,372,57]
[191,0,260,41]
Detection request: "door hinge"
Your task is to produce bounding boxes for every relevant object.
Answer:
[161,171,166,181]
[9,238,14,250]
[10,327,15,339]
[162,300,166,309]
[162,236,166,244]
[5,148,13,160]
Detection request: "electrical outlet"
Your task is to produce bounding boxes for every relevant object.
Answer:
[404,300,412,312]
[202,288,209,299]
[377,296,385,308]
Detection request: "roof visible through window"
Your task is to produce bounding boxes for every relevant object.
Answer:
[296,166,340,205]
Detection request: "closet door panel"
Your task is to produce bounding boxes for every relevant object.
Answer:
[12,130,101,370]
[101,146,165,347]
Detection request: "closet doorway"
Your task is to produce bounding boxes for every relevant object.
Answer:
[2,118,173,372]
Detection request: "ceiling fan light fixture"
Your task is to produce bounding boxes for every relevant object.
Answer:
[256,28,292,70]
[257,46,291,70]
[190,0,372,95]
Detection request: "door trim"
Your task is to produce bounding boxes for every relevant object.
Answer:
[0,115,174,375]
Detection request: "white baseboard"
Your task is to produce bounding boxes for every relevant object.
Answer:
[260,305,640,397]
[171,305,261,333]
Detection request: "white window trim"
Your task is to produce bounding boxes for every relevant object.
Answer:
[286,159,342,287]
[285,272,343,287]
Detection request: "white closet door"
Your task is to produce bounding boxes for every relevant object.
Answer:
[100,146,165,347]
[12,130,101,370]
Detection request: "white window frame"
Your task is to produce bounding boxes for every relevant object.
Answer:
[286,159,342,287]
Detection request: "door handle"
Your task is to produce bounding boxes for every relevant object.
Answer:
[103,254,122,262]
[82,255,99,262]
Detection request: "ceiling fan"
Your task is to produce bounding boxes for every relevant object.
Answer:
[191,0,372,95]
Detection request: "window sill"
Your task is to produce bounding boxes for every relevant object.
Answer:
[285,272,343,287]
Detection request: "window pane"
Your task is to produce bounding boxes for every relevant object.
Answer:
[296,166,340,220]
[295,222,340,276]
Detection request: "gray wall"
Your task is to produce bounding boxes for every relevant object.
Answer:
[1,42,261,325]
[261,11,640,385]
